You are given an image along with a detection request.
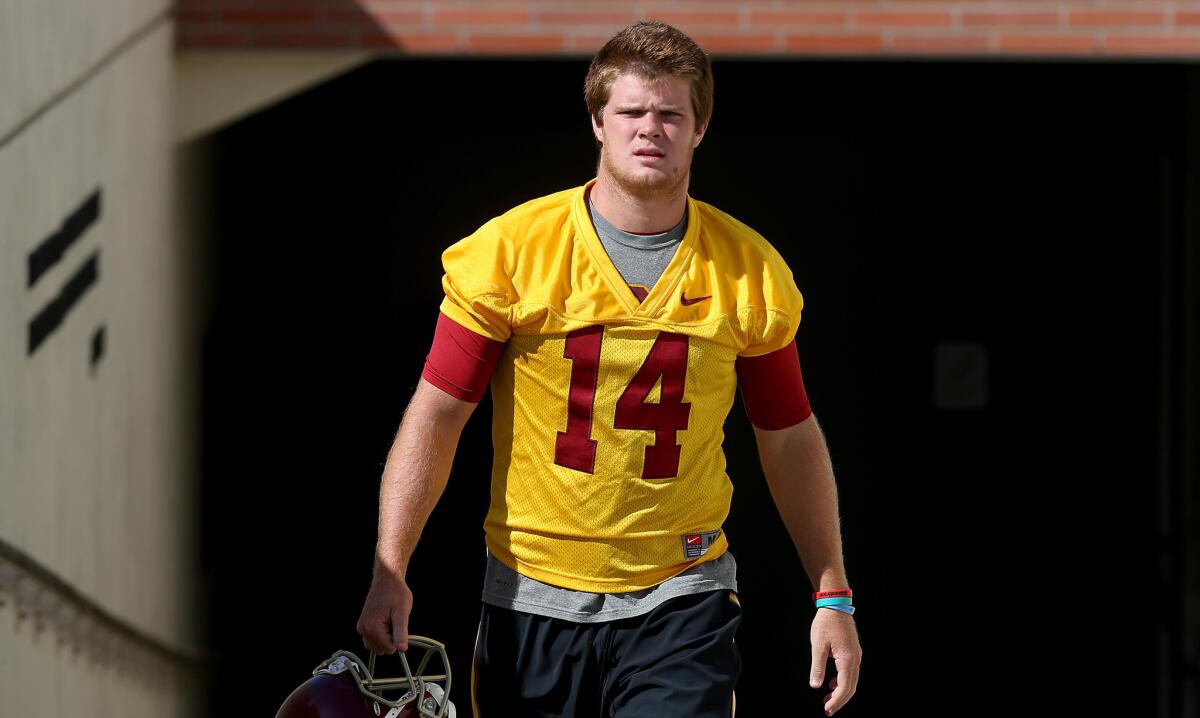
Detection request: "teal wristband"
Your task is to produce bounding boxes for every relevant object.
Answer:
[820,604,856,616]
[815,597,852,607]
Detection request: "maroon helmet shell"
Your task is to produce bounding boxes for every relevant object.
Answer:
[275,638,455,718]
[275,672,377,717]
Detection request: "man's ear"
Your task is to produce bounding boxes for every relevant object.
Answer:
[693,119,709,149]
[591,113,604,145]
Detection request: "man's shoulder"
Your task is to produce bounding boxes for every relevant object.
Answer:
[442,184,584,289]
[489,184,581,230]
[448,184,581,255]
[690,197,788,269]
[690,198,804,343]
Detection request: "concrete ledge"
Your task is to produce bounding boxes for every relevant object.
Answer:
[174,50,370,143]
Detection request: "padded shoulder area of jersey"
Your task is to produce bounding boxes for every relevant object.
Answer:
[666,200,804,353]
[688,199,801,310]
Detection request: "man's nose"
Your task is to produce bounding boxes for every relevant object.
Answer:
[638,114,663,138]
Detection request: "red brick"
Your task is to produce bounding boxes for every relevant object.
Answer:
[891,34,992,54]
[645,11,742,27]
[1103,34,1200,55]
[220,9,318,24]
[1067,10,1165,28]
[253,31,353,48]
[995,33,1097,54]
[174,0,224,7]
[362,32,461,53]
[746,10,844,27]
[784,34,885,53]
[355,0,426,9]
[537,10,638,26]
[569,34,614,54]
[853,11,953,28]
[175,9,215,25]
[176,30,251,49]
[432,9,530,26]
[330,9,423,27]
[213,0,311,6]
[351,1,423,20]
[962,11,1060,28]
[691,34,778,53]
[174,0,1200,58]
[359,30,401,49]
[467,33,565,53]
[403,33,462,53]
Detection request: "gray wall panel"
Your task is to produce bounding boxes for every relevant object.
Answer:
[1,6,201,715]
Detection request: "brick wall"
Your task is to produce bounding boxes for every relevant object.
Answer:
[176,1,1200,57]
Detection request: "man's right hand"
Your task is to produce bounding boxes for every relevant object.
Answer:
[356,567,413,655]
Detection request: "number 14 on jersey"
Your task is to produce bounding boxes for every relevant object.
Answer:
[553,326,692,480]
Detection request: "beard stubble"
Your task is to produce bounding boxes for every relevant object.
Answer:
[599,138,693,202]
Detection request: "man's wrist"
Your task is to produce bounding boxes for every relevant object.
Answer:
[374,548,408,579]
[814,570,850,593]
[811,573,854,615]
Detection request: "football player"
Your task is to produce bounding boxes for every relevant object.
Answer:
[357,20,862,718]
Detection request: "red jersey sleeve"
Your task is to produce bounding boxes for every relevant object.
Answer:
[735,339,812,430]
[421,311,506,403]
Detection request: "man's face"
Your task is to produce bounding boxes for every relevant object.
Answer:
[592,72,708,201]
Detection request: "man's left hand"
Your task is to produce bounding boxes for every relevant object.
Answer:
[809,608,862,716]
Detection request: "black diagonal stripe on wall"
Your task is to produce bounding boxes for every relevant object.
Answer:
[90,324,106,370]
[27,189,102,288]
[28,251,100,356]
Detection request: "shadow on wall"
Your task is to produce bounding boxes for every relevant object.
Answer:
[177,0,434,51]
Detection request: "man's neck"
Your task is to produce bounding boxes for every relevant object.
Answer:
[589,172,688,234]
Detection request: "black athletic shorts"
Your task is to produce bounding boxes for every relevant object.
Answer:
[471,589,742,718]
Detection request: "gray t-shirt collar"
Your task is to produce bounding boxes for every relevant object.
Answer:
[587,197,688,250]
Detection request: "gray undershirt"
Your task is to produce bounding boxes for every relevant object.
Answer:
[479,197,738,623]
[588,196,686,295]
[482,550,737,623]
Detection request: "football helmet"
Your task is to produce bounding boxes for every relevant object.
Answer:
[275,635,456,718]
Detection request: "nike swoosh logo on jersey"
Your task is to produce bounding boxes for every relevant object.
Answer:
[686,535,702,545]
[680,293,711,306]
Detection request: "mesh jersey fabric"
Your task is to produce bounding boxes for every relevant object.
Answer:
[438,178,804,592]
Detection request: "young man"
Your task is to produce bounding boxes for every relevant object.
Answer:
[358,21,861,717]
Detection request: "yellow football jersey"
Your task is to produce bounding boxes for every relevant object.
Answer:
[439,179,804,592]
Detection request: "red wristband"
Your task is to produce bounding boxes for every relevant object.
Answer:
[812,589,853,600]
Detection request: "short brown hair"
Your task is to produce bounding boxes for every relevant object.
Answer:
[584,21,713,127]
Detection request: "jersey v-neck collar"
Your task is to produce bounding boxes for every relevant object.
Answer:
[571,178,699,318]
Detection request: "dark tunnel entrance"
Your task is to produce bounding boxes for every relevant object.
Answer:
[195,59,1199,716]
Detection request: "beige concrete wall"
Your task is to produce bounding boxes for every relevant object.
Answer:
[0,0,171,142]
[0,0,202,714]
[175,50,368,142]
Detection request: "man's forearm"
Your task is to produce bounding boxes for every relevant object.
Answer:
[754,415,849,591]
[375,378,474,578]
